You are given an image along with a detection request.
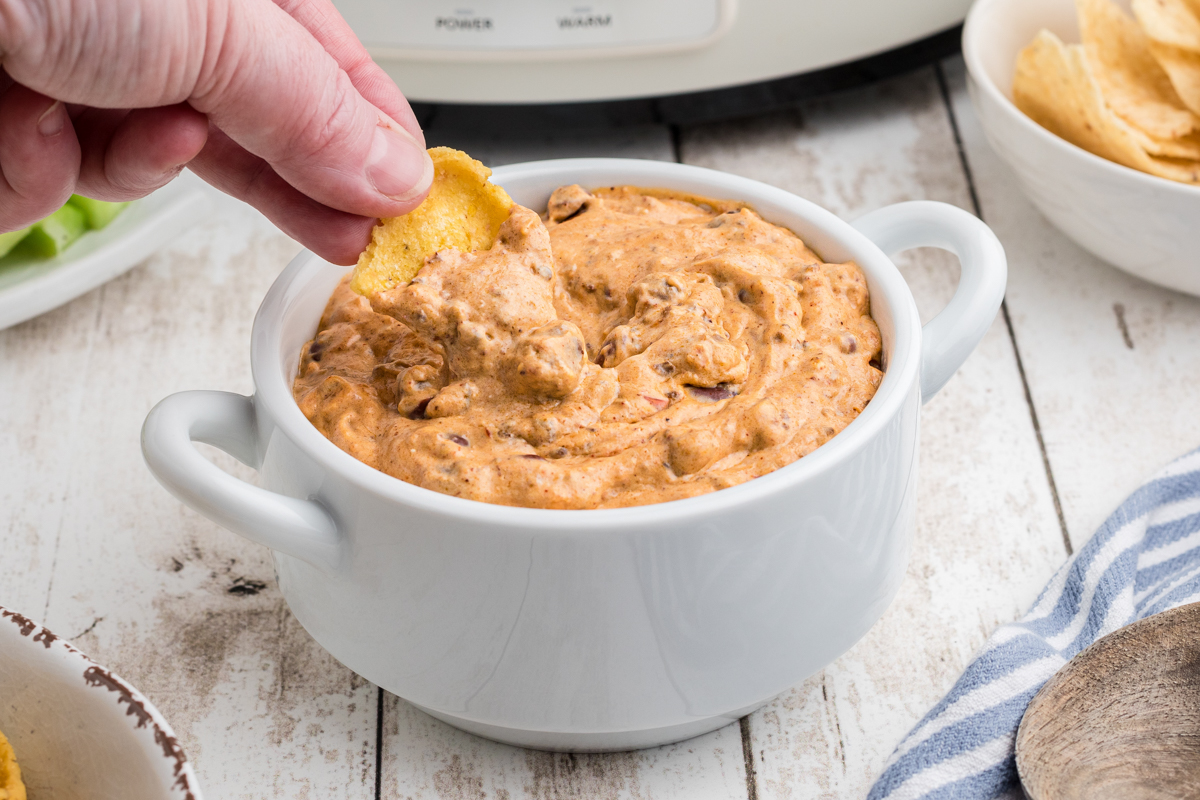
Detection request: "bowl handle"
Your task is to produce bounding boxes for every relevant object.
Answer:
[141,390,341,570]
[852,201,1007,403]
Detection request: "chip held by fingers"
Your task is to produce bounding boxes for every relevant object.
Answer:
[351,147,513,295]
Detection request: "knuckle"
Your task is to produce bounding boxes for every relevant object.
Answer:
[282,73,364,164]
[108,165,182,198]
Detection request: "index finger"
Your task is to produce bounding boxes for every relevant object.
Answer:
[190,0,432,220]
[270,0,424,145]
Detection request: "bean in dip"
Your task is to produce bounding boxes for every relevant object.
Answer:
[294,182,882,509]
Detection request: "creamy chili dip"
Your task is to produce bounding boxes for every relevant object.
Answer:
[293,186,883,509]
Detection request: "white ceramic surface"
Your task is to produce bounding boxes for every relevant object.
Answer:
[0,606,202,800]
[140,159,1006,751]
[363,0,972,104]
[963,0,1200,297]
[0,174,211,331]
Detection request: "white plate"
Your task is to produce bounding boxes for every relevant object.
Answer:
[0,605,203,799]
[0,174,211,331]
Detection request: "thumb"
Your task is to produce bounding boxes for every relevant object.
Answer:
[190,0,432,219]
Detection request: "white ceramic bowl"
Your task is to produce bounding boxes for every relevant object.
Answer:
[964,0,1200,296]
[141,159,1006,751]
[0,606,202,799]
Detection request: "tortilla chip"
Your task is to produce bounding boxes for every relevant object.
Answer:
[1129,125,1200,156]
[0,729,26,800]
[1077,0,1199,138]
[1132,0,1200,52]
[1146,153,1200,180]
[351,147,513,296]
[1015,31,1157,167]
[1149,40,1200,114]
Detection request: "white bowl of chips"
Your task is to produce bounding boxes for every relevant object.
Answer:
[964,0,1200,296]
[0,606,202,799]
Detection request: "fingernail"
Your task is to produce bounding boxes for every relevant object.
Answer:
[38,101,65,137]
[367,125,433,203]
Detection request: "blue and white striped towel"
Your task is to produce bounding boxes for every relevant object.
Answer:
[867,446,1200,800]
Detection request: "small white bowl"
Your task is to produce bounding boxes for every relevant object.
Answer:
[0,606,203,800]
[963,0,1200,296]
[143,159,1006,751]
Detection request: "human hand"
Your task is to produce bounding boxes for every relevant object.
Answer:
[0,0,432,264]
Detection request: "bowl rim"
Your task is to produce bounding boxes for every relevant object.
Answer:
[0,605,202,800]
[961,0,1200,198]
[250,158,923,530]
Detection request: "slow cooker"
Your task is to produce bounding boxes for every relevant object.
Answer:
[332,0,973,107]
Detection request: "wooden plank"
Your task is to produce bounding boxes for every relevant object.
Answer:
[0,181,379,799]
[382,694,750,800]
[945,57,1200,547]
[680,68,1067,798]
[0,286,104,617]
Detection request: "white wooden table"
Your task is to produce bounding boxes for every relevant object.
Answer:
[3,56,1199,799]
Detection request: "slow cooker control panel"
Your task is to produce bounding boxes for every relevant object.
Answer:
[333,0,733,58]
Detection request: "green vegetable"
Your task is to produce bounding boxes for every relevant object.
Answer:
[0,227,31,259]
[67,195,128,230]
[21,204,87,258]
[0,196,128,264]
